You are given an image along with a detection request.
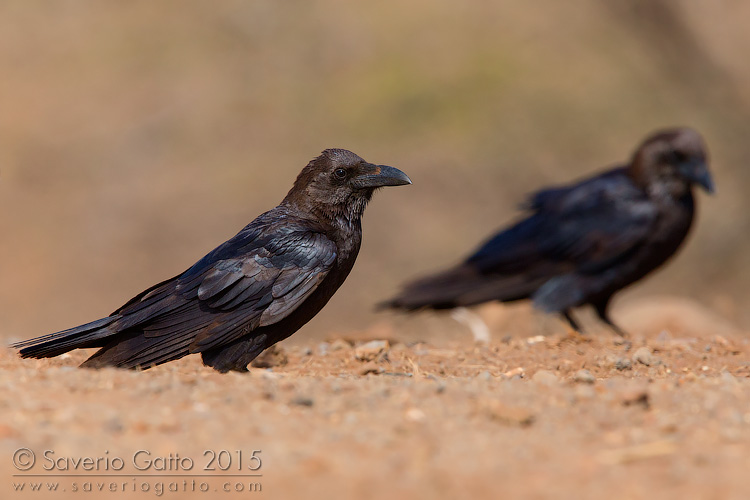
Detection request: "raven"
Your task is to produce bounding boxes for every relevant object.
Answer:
[14,149,411,372]
[383,128,713,335]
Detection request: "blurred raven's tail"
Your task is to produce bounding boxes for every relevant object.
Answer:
[379,264,543,312]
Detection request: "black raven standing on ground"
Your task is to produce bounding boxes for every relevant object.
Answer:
[14,149,411,372]
[383,128,713,335]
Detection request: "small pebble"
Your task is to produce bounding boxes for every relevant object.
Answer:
[354,340,389,361]
[574,369,596,384]
[482,401,535,427]
[405,408,426,423]
[104,418,124,433]
[329,339,351,352]
[504,367,524,378]
[633,347,661,367]
[290,396,314,407]
[620,390,650,409]
[615,357,633,371]
[358,362,383,376]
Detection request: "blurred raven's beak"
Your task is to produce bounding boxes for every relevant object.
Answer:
[681,160,715,194]
[353,164,412,189]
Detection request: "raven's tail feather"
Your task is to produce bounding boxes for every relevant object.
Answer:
[79,330,194,370]
[12,316,121,359]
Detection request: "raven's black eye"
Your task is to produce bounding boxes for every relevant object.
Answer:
[334,168,347,179]
[664,149,687,164]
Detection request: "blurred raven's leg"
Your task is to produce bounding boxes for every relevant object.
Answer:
[592,299,628,338]
[561,310,582,333]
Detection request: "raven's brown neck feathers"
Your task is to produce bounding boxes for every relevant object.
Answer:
[282,150,375,228]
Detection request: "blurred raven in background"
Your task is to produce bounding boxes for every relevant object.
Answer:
[383,128,713,336]
[14,149,411,372]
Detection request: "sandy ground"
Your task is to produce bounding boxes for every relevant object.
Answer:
[2,302,750,500]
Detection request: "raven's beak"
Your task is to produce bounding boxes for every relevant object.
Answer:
[681,160,715,194]
[353,163,412,189]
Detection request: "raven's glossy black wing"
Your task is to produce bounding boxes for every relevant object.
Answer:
[112,223,337,365]
[186,228,337,351]
[469,169,657,275]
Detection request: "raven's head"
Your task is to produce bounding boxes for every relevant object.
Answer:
[284,149,411,222]
[630,127,714,199]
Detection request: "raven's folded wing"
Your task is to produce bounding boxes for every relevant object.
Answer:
[469,171,657,275]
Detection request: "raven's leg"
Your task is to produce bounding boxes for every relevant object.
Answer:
[561,310,583,333]
[592,298,628,337]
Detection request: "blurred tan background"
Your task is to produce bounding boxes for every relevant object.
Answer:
[1,0,749,345]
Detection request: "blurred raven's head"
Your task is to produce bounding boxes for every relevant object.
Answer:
[631,127,714,198]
